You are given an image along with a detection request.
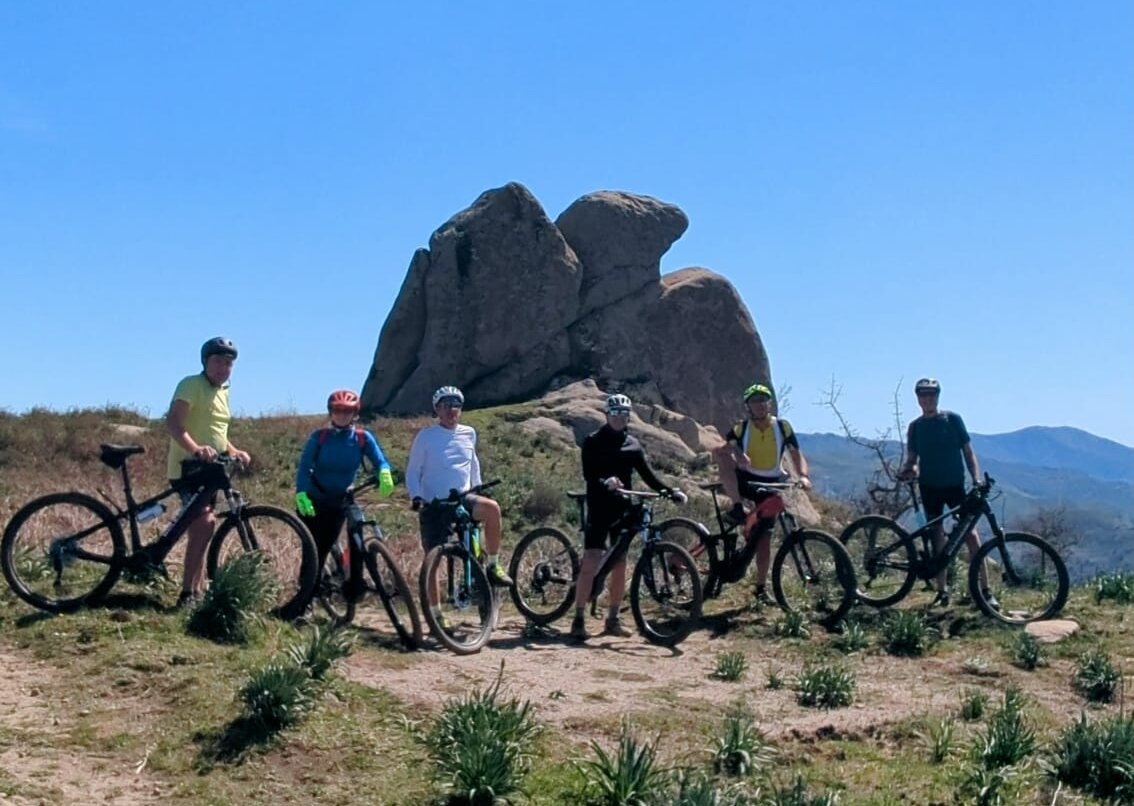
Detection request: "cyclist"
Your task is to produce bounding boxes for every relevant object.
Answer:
[295,389,395,598]
[165,337,252,608]
[897,377,995,608]
[711,383,811,604]
[406,385,514,621]
[570,393,688,641]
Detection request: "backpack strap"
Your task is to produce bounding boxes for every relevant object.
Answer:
[311,427,368,474]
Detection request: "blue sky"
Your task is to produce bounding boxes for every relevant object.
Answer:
[2,2,1132,446]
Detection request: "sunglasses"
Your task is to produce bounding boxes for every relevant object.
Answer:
[437,399,463,409]
[607,408,631,417]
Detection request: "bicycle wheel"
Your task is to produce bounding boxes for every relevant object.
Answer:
[207,505,318,620]
[316,542,355,627]
[656,517,718,598]
[839,515,918,607]
[365,539,423,649]
[969,531,1069,625]
[630,541,703,647]
[1,492,126,613]
[771,529,857,628]
[508,527,579,624]
[419,544,494,655]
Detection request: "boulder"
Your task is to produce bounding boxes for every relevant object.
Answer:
[1024,619,1081,643]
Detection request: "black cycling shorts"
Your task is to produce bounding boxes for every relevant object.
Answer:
[919,485,966,521]
[584,502,635,551]
[736,469,783,501]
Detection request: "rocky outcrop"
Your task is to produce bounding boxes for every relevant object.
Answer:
[360,182,773,433]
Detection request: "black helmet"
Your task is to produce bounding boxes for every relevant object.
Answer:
[201,337,238,366]
[914,377,941,395]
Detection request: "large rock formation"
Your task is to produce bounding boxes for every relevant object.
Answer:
[361,182,773,434]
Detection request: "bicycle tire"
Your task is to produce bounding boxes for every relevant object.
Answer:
[630,541,703,647]
[419,543,494,655]
[365,539,423,650]
[1,492,126,613]
[656,517,718,598]
[206,504,318,621]
[508,527,579,624]
[316,543,355,627]
[969,531,1069,625]
[839,515,918,607]
[771,529,857,628]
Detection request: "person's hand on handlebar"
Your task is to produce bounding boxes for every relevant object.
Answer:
[229,448,251,467]
[797,476,812,492]
[896,466,917,483]
[411,496,424,512]
[603,476,623,491]
[193,445,219,462]
[666,488,688,505]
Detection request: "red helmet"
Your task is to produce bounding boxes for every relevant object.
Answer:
[327,389,361,414]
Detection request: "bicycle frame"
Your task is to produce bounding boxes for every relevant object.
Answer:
[893,479,1005,581]
[572,490,662,605]
[698,483,794,585]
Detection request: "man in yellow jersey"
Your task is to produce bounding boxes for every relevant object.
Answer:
[712,383,811,603]
[165,337,252,607]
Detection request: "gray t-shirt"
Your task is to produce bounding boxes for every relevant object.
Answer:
[907,411,970,488]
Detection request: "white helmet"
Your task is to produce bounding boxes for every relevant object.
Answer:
[604,393,632,414]
[432,386,465,408]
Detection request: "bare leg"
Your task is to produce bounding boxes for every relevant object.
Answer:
[966,528,988,590]
[716,450,743,506]
[182,508,216,596]
[574,549,604,610]
[606,558,628,621]
[470,497,502,554]
[753,529,772,588]
[933,525,947,592]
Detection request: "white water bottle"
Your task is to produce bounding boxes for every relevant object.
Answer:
[137,502,166,523]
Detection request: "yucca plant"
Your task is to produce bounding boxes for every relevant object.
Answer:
[1046,713,1134,802]
[711,703,775,778]
[766,668,786,691]
[764,773,841,805]
[424,664,541,805]
[954,762,1022,806]
[711,651,749,682]
[834,620,868,654]
[1093,571,1134,604]
[959,689,989,722]
[775,609,810,639]
[795,664,855,710]
[918,717,955,764]
[882,610,930,657]
[969,686,1035,769]
[575,720,671,806]
[1009,631,1046,671]
[239,661,315,733]
[672,770,750,806]
[286,624,353,681]
[187,551,278,644]
[1073,648,1120,704]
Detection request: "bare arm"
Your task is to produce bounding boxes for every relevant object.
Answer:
[962,443,982,485]
[786,446,812,490]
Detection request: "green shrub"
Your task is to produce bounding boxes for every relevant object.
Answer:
[1093,572,1134,604]
[1073,648,1120,704]
[1009,632,1046,671]
[576,720,671,806]
[766,668,786,691]
[968,686,1035,770]
[711,651,749,682]
[711,703,775,778]
[187,551,278,644]
[764,773,842,805]
[424,667,541,805]
[796,664,855,710]
[286,624,353,681]
[672,771,750,806]
[959,689,989,722]
[834,620,868,654]
[918,717,955,764]
[1047,713,1134,802]
[954,763,1023,806]
[776,609,810,639]
[882,610,930,657]
[239,661,315,732]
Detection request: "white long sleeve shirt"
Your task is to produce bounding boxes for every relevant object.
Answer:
[405,423,483,502]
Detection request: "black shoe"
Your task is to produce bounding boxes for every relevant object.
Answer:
[930,591,951,608]
[569,616,588,641]
[176,591,201,611]
[754,586,772,606]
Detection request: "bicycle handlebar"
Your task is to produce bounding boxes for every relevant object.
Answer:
[434,479,502,505]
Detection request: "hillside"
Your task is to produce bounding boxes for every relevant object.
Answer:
[1,408,1132,804]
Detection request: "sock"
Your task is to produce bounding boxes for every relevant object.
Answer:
[574,607,585,621]
[486,553,498,566]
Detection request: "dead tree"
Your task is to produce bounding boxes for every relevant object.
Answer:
[819,378,912,518]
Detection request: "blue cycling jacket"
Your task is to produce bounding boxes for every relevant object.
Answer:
[296,427,391,502]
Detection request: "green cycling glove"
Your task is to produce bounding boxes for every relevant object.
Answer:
[295,491,315,518]
[378,468,395,497]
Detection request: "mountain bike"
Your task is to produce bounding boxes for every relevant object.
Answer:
[839,474,1069,624]
[508,488,703,647]
[314,473,422,650]
[656,481,857,628]
[417,480,504,655]
[2,444,318,619]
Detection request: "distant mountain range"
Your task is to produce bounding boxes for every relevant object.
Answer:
[799,425,1134,581]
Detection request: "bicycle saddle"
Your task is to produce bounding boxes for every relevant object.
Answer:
[698,482,724,492]
[567,491,586,500]
[99,443,145,469]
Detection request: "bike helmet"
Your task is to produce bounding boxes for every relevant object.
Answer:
[200,337,238,365]
[432,385,465,408]
[327,389,361,413]
[743,383,773,402]
[604,393,632,414]
[915,378,941,395]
